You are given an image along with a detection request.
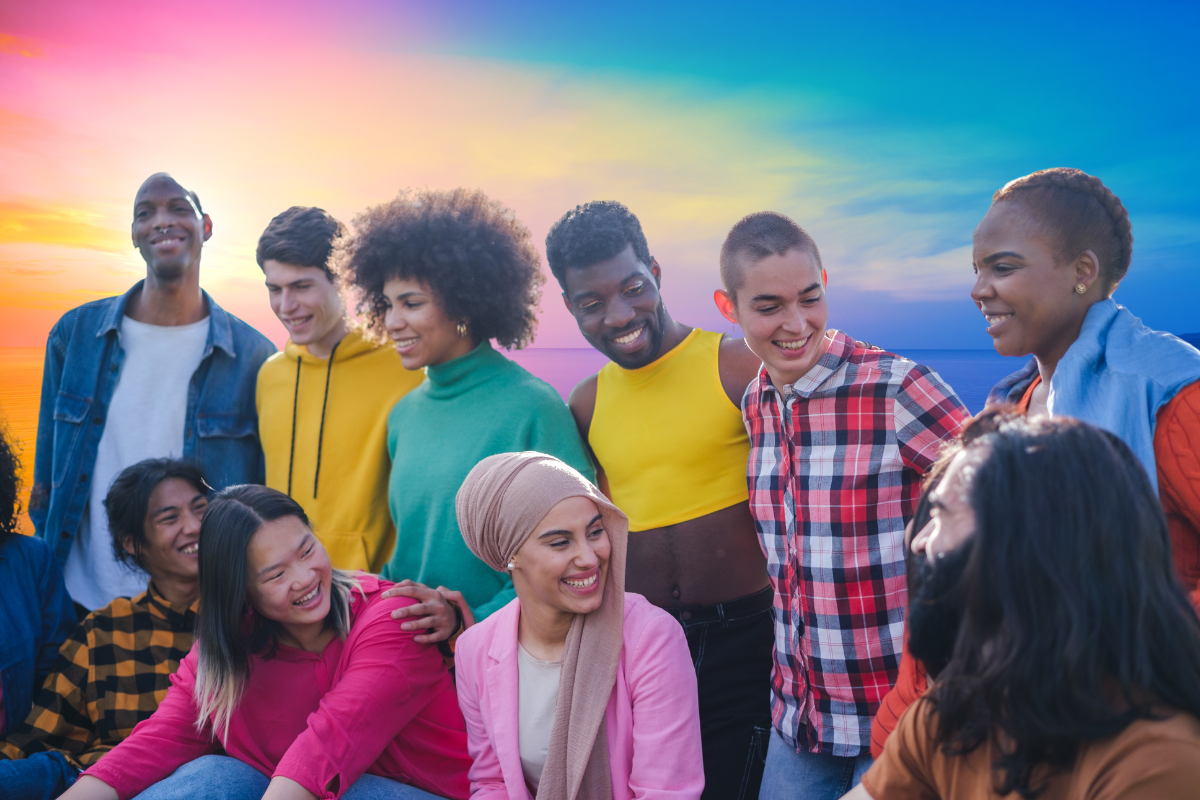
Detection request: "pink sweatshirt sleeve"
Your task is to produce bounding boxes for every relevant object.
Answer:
[273,595,455,798]
[83,650,220,800]
[627,612,705,799]
[453,643,511,800]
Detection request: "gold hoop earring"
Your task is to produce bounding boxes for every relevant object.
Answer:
[456,322,468,338]
[1075,284,1086,294]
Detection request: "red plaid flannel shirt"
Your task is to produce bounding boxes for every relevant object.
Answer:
[743,330,968,756]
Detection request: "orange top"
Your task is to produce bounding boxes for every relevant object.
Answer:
[869,378,1200,759]
[869,633,927,758]
[864,698,1200,799]
[1157,380,1200,608]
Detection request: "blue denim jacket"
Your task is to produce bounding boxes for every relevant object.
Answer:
[30,281,276,564]
[0,534,76,732]
[988,299,1200,492]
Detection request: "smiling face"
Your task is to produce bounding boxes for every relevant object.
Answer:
[726,247,829,387]
[131,175,211,282]
[971,202,1099,362]
[244,515,333,631]
[382,276,475,370]
[128,477,206,585]
[561,244,669,369]
[511,496,611,618]
[911,448,984,563]
[263,260,347,357]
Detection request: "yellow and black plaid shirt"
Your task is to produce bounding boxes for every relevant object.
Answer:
[0,582,196,769]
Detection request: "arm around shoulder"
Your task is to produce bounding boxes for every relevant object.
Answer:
[894,364,970,474]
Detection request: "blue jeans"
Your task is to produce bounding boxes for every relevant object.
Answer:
[758,727,872,800]
[0,751,80,800]
[131,755,445,800]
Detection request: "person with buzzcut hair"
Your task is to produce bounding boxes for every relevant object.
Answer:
[547,200,773,800]
[31,173,275,614]
[254,205,424,574]
[715,211,968,799]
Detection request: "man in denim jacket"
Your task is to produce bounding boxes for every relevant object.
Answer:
[30,173,275,611]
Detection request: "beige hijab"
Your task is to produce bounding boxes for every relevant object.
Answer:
[457,452,627,800]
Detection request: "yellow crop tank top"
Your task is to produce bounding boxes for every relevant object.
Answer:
[589,328,751,531]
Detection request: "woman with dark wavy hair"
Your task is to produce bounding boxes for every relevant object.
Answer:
[847,414,1200,800]
[333,188,594,629]
[63,484,471,800]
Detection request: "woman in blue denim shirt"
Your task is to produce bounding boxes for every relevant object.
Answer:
[0,425,76,737]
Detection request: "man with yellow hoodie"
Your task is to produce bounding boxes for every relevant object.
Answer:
[254,206,424,573]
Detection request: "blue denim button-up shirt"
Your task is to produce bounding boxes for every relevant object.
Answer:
[0,533,76,732]
[30,281,276,564]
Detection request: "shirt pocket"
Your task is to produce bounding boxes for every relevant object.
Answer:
[195,413,256,441]
[51,391,91,488]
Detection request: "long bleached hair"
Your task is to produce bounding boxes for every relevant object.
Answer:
[192,484,361,740]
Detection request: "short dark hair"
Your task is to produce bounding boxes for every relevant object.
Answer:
[929,413,1200,797]
[333,188,544,350]
[104,458,208,571]
[545,201,653,291]
[0,423,20,547]
[992,168,1133,290]
[720,211,822,298]
[255,206,345,280]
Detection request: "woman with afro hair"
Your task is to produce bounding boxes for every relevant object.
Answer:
[334,187,595,629]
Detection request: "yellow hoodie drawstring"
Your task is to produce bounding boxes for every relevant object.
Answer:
[286,340,341,499]
[287,356,301,497]
[313,340,340,498]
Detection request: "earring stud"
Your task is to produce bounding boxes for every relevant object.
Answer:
[507,561,515,570]
[456,322,468,338]
[1075,284,1086,294]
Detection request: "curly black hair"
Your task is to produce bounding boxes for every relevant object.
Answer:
[332,188,544,350]
[0,422,20,546]
[545,201,653,291]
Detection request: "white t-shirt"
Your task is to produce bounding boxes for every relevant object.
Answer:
[63,314,210,610]
[517,642,562,794]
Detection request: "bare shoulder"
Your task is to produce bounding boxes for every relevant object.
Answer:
[718,335,762,406]
[567,373,600,435]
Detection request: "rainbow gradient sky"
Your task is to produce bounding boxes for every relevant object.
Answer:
[2,0,1198,350]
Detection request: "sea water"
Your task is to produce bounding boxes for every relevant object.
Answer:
[506,347,1028,414]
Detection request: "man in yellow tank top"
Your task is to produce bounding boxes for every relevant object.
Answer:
[547,200,773,800]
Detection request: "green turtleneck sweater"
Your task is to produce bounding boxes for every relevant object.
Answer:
[383,341,596,620]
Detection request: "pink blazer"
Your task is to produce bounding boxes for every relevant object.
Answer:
[454,592,704,800]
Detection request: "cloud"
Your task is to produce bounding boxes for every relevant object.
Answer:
[0,32,43,59]
[0,201,127,252]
